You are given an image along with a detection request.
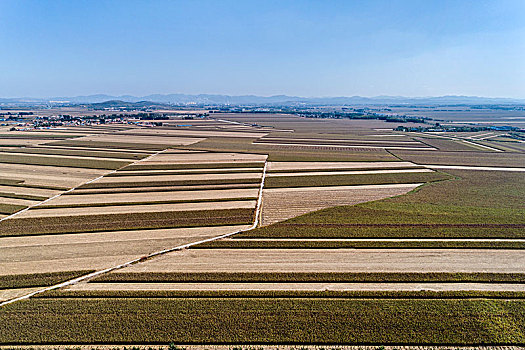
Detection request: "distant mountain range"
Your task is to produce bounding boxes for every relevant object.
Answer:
[1,94,525,105]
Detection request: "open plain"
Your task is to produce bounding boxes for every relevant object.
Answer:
[1,110,525,346]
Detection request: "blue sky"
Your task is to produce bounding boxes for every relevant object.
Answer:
[1,0,524,98]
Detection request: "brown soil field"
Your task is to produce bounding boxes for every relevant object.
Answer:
[94,172,263,184]
[0,197,38,206]
[118,128,268,138]
[266,169,434,178]
[253,141,435,151]
[267,161,419,171]
[260,137,423,145]
[139,152,268,164]
[45,188,260,206]
[261,184,420,225]
[0,139,54,146]
[0,163,107,188]
[0,287,41,302]
[119,248,525,273]
[0,151,132,162]
[0,226,246,276]
[20,200,257,218]
[67,282,525,292]
[74,134,205,145]
[0,185,60,198]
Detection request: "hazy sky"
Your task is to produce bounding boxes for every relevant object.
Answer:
[1,0,524,98]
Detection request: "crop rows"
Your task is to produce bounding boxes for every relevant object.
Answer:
[264,171,451,188]
[122,162,265,171]
[1,298,524,344]
[0,208,255,237]
[0,270,94,289]
[0,153,130,170]
[193,239,525,249]
[79,178,261,189]
[92,271,525,283]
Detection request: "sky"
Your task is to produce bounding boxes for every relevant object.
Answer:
[0,0,524,98]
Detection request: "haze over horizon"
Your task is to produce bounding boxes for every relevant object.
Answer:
[1,0,524,99]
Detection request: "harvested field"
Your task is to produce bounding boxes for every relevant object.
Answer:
[0,197,37,206]
[267,161,419,172]
[93,172,262,184]
[185,137,399,162]
[0,226,250,276]
[107,167,263,176]
[47,140,172,151]
[118,248,525,273]
[137,152,268,164]
[0,147,149,160]
[0,208,255,236]
[264,171,450,188]
[20,200,256,218]
[118,128,268,138]
[42,188,260,206]
[72,134,205,145]
[0,287,40,302]
[122,162,265,171]
[261,184,420,225]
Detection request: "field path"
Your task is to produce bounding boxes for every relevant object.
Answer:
[0,161,268,307]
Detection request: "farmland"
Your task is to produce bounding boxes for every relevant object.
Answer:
[0,110,524,346]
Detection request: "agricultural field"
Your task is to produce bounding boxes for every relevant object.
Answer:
[1,111,524,346]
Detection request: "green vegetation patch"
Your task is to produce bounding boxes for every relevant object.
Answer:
[92,272,525,284]
[195,239,525,249]
[0,153,130,170]
[0,203,27,215]
[79,178,261,189]
[1,298,525,344]
[0,270,94,289]
[264,171,450,188]
[0,208,254,237]
[38,197,257,209]
[39,289,525,299]
[246,170,525,238]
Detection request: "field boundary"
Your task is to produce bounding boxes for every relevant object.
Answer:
[0,160,268,307]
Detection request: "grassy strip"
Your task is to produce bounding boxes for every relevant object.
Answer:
[0,147,148,160]
[264,171,451,188]
[267,166,426,173]
[106,169,263,176]
[92,272,525,284]
[38,197,257,209]
[79,178,261,189]
[0,203,26,215]
[46,140,172,151]
[0,270,95,289]
[0,153,130,170]
[1,298,525,344]
[38,289,525,299]
[0,208,254,237]
[0,191,47,201]
[246,170,525,238]
[69,184,259,195]
[122,162,265,171]
[193,239,525,249]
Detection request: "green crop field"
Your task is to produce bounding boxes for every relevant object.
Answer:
[1,297,524,344]
[0,208,255,237]
[0,271,94,289]
[264,171,450,188]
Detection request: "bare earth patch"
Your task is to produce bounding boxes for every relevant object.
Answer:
[261,183,420,225]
